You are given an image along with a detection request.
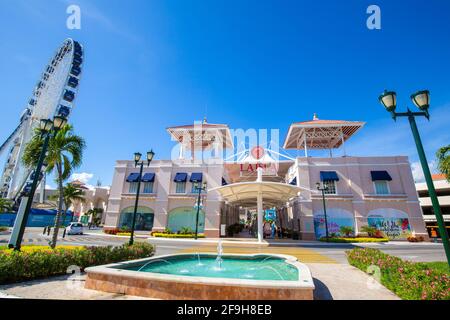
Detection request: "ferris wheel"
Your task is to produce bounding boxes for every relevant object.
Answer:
[0,38,84,200]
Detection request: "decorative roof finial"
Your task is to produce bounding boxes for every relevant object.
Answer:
[203,116,207,124]
[313,113,319,121]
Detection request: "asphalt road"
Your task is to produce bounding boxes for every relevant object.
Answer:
[0,227,447,263]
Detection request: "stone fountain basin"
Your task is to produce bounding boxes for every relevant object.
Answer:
[84,253,315,300]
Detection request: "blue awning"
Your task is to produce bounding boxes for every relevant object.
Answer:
[320,171,339,181]
[222,177,228,186]
[142,173,155,182]
[174,172,187,182]
[126,172,140,182]
[289,177,297,185]
[190,172,203,182]
[371,170,392,181]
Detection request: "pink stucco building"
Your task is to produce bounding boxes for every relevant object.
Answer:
[103,115,428,241]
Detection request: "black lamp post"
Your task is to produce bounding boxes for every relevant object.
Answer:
[14,115,67,251]
[129,149,154,246]
[379,89,450,265]
[194,181,207,240]
[316,182,329,242]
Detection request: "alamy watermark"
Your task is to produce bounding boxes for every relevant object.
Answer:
[66,5,81,30]
[366,5,381,30]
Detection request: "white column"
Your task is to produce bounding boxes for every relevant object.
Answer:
[257,191,263,242]
[341,129,346,156]
[256,167,263,242]
[179,143,184,159]
[303,135,308,157]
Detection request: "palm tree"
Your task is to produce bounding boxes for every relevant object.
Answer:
[50,183,86,225]
[0,197,13,213]
[437,145,450,183]
[22,124,86,248]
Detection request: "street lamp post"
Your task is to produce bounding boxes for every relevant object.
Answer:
[13,116,67,251]
[379,89,450,266]
[316,182,329,242]
[129,150,155,246]
[194,181,207,240]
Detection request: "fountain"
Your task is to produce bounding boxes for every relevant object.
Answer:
[85,251,315,300]
[215,240,224,270]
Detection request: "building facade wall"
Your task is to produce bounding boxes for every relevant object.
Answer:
[291,156,428,240]
[104,156,427,240]
[104,160,225,237]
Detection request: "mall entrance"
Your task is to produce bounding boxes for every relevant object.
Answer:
[212,168,302,242]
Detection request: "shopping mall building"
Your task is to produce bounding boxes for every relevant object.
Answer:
[103,115,428,241]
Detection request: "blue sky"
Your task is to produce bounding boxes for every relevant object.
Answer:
[0,0,449,187]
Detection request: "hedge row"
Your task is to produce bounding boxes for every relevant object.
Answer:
[0,242,155,284]
[320,237,389,243]
[346,247,450,300]
[152,233,205,238]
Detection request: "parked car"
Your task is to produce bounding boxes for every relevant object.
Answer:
[66,222,83,235]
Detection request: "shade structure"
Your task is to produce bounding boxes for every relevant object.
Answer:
[320,171,339,181]
[283,114,365,150]
[141,173,155,182]
[371,170,392,181]
[190,172,203,182]
[126,173,140,182]
[166,120,233,150]
[173,172,187,182]
[211,179,303,242]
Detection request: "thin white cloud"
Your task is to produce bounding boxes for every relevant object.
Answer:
[69,172,94,184]
[411,160,437,183]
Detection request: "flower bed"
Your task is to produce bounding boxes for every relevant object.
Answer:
[319,237,389,243]
[152,232,205,238]
[346,247,450,300]
[0,243,154,284]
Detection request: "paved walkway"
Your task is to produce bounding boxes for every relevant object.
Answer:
[0,264,399,300]
[0,274,152,300]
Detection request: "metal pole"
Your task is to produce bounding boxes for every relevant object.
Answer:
[194,184,201,240]
[321,188,329,242]
[407,113,450,265]
[14,132,51,251]
[129,161,143,246]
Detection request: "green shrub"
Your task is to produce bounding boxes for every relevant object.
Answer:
[0,242,154,284]
[339,226,354,237]
[320,237,389,243]
[179,227,194,235]
[346,247,450,300]
[0,226,8,232]
[360,225,377,237]
[152,233,205,238]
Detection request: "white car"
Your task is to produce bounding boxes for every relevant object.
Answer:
[66,222,84,235]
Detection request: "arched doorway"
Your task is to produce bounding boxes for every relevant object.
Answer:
[313,208,354,239]
[367,208,411,239]
[119,206,154,231]
[167,207,205,233]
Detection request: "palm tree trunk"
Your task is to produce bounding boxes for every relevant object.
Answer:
[51,164,64,249]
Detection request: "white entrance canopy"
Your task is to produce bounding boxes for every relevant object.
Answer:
[210,168,303,242]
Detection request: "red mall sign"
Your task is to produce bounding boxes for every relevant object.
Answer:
[239,146,277,174]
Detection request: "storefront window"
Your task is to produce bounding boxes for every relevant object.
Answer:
[118,206,154,231]
[167,207,205,233]
[374,181,389,194]
[129,182,138,193]
[323,180,336,194]
[143,182,154,193]
[367,209,411,239]
[175,181,186,193]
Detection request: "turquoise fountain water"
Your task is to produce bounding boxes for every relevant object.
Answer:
[124,240,299,281]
